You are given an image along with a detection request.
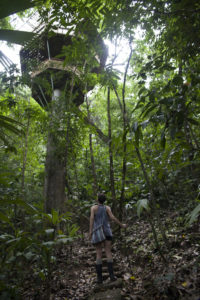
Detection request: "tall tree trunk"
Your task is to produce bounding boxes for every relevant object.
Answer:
[184,121,195,155]
[188,124,200,150]
[119,125,127,220]
[44,89,68,213]
[73,157,80,197]
[21,108,30,194]
[109,42,168,251]
[64,114,72,204]
[107,87,116,211]
[44,125,66,213]
[20,98,31,227]
[119,47,133,220]
[65,121,72,200]
[89,134,98,196]
[44,73,76,213]
[65,170,72,200]
[135,145,169,250]
[86,96,98,197]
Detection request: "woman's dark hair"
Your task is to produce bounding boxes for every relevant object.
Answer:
[98,193,106,204]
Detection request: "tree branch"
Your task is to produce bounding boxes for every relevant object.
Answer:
[77,108,109,143]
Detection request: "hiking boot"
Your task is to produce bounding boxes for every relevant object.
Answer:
[107,262,117,281]
[95,264,103,284]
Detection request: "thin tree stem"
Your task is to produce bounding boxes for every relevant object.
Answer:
[107,87,116,211]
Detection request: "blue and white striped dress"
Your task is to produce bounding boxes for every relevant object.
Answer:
[93,205,112,238]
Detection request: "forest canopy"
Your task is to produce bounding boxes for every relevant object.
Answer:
[0,0,200,299]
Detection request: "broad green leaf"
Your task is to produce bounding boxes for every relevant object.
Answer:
[0,29,35,45]
[0,115,24,127]
[135,127,140,147]
[140,119,149,128]
[57,237,72,244]
[187,118,199,126]
[39,270,46,281]
[132,121,138,133]
[24,251,35,260]
[45,229,55,235]
[161,130,166,149]
[140,103,157,118]
[170,126,177,139]
[0,198,37,213]
[187,203,200,225]
[0,233,14,241]
[140,73,147,80]
[159,97,174,105]
[68,224,79,236]
[0,212,14,229]
[42,241,55,247]
[52,209,59,225]
[137,199,150,217]
[0,115,24,138]
[0,0,35,19]
[172,75,183,86]
[132,96,146,112]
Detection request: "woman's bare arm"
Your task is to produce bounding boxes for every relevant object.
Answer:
[89,206,95,238]
[106,206,126,228]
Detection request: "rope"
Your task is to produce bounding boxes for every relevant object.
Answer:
[38,84,49,107]
[0,50,14,70]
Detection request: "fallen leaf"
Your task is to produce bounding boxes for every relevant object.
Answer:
[173,255,182,260]
[123,273,132,281]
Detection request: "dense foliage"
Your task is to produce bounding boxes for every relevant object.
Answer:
[0,0,199,298]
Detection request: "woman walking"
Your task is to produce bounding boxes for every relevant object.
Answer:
[89,193,126,284]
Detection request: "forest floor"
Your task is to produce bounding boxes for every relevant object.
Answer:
[22,210,200,300]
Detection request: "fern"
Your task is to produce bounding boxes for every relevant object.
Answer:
[0,115,24,145]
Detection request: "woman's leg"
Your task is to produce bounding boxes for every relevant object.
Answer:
[105,240,116,281]
[95,242,103,260]
[95,242,103,283]
[104,240,112,260]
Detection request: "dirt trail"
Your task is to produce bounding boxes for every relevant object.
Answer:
[22,216,200,299]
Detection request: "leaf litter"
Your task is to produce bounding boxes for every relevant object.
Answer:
[22,211,200,299]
